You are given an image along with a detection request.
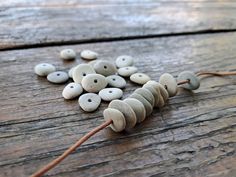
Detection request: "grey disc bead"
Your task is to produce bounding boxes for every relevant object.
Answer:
[108,100,137,130]
[143,84,160,107]
[146,80,169,101]
[134,88,155,107]
[106,75,126,88]
[177,71,200,90]
[94,60,117,76]
[72,64,96,83]
[103,108,126,132]
[115,55,133,68]
[124,98,146,123]
[129,93,153,116]
[130,73,151,85]
[78,93,101,112]
[81,74,107,93]
[47,71,69,84]
[62,83,83,99]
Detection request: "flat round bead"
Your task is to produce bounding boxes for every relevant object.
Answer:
[81,74,107,93]
[62,83,83,99]
[130,73,151,85]
[99,88,123,101]
[94,60,117,76]
[47,71,69,84]
[34,63,56,76]
[108,100,137,130]
[146,80,169,101]
[80,50,98,60]
[78,93,101,112]
[143,84,160,107]
[115,55,133,68]
[159,73,177,97]
[124,98,146,123]
[60,49,76,60]
[129,93,153,116]
[103,108,126,132]
[68,66,75,78]
[118,66,138,77]
[177,71,200,90]
[106,75,126,88]
[72,64,96,83]
[134,88,155,107]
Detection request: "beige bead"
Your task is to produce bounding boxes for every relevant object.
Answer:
[99,88,123,101]
[81,74,107,93]
[115,55,133,68]
[143,84,160,107]
[118,66,138,77]
[124,98,146,123]
[146,80,169,101]
[144,82,166,107]
[108,100,137,130]
[80,50,98,60]
[72,64,96,83]
[103,108,126,132]
[60,49,76,60]
[129,93,153,116]
[130,73,151,85]
[134,88,155,107]
[68,66,75,78]
[94,60,117,76]
[159,73,177,97]
[62,83,83,99]
[47,71,69,84]
[34,63,56,76]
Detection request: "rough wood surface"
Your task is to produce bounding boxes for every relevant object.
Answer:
[1,1,236,49]
[0,32,236,177]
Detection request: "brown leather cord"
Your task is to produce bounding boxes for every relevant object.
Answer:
[31,119,113,177]
[196,71,236,77]
[177,79,190,85]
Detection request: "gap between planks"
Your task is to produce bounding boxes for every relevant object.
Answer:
[1,29,236,51]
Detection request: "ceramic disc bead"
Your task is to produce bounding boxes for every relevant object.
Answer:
[143,84,160,107]
[159,73,177,97]
[99,88,123,101]
[34,63,56,76]
[62,83,83,99]
[47,71,69,84]
[68,66,75,78]
[72,64,96,83]
[134,88,155,107]
[81,74,107,93]
[118,66,138,77]
[94,60,117,76]
[177,71,200,90]
[130,73,151,85]
[115,55,133,68]
[146,80,169,101]
[106,75,126,88]
[78,93,101,112]
[103,108,126,132]
[60,49,76,60]
[80,50,98,60]
[129,93,153,116]
[124,98,146,123]
[108,100,137,131]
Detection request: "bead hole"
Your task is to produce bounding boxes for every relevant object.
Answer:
[57,73,60,76]
[112,78,116,81]
[88,99,92,102]
[104,66,107,69]
[94,79,98,83]
[82,73,86,76]
[109,90,112,93]
[126,68,129,70]
[139,75,142,77]
[70,86,74,88]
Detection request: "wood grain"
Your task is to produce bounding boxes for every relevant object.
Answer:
[1,1,236,49]
[0,32,236,177]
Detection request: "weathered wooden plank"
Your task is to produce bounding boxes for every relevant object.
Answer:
[0,1,236,49]
[0,32,236,177]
